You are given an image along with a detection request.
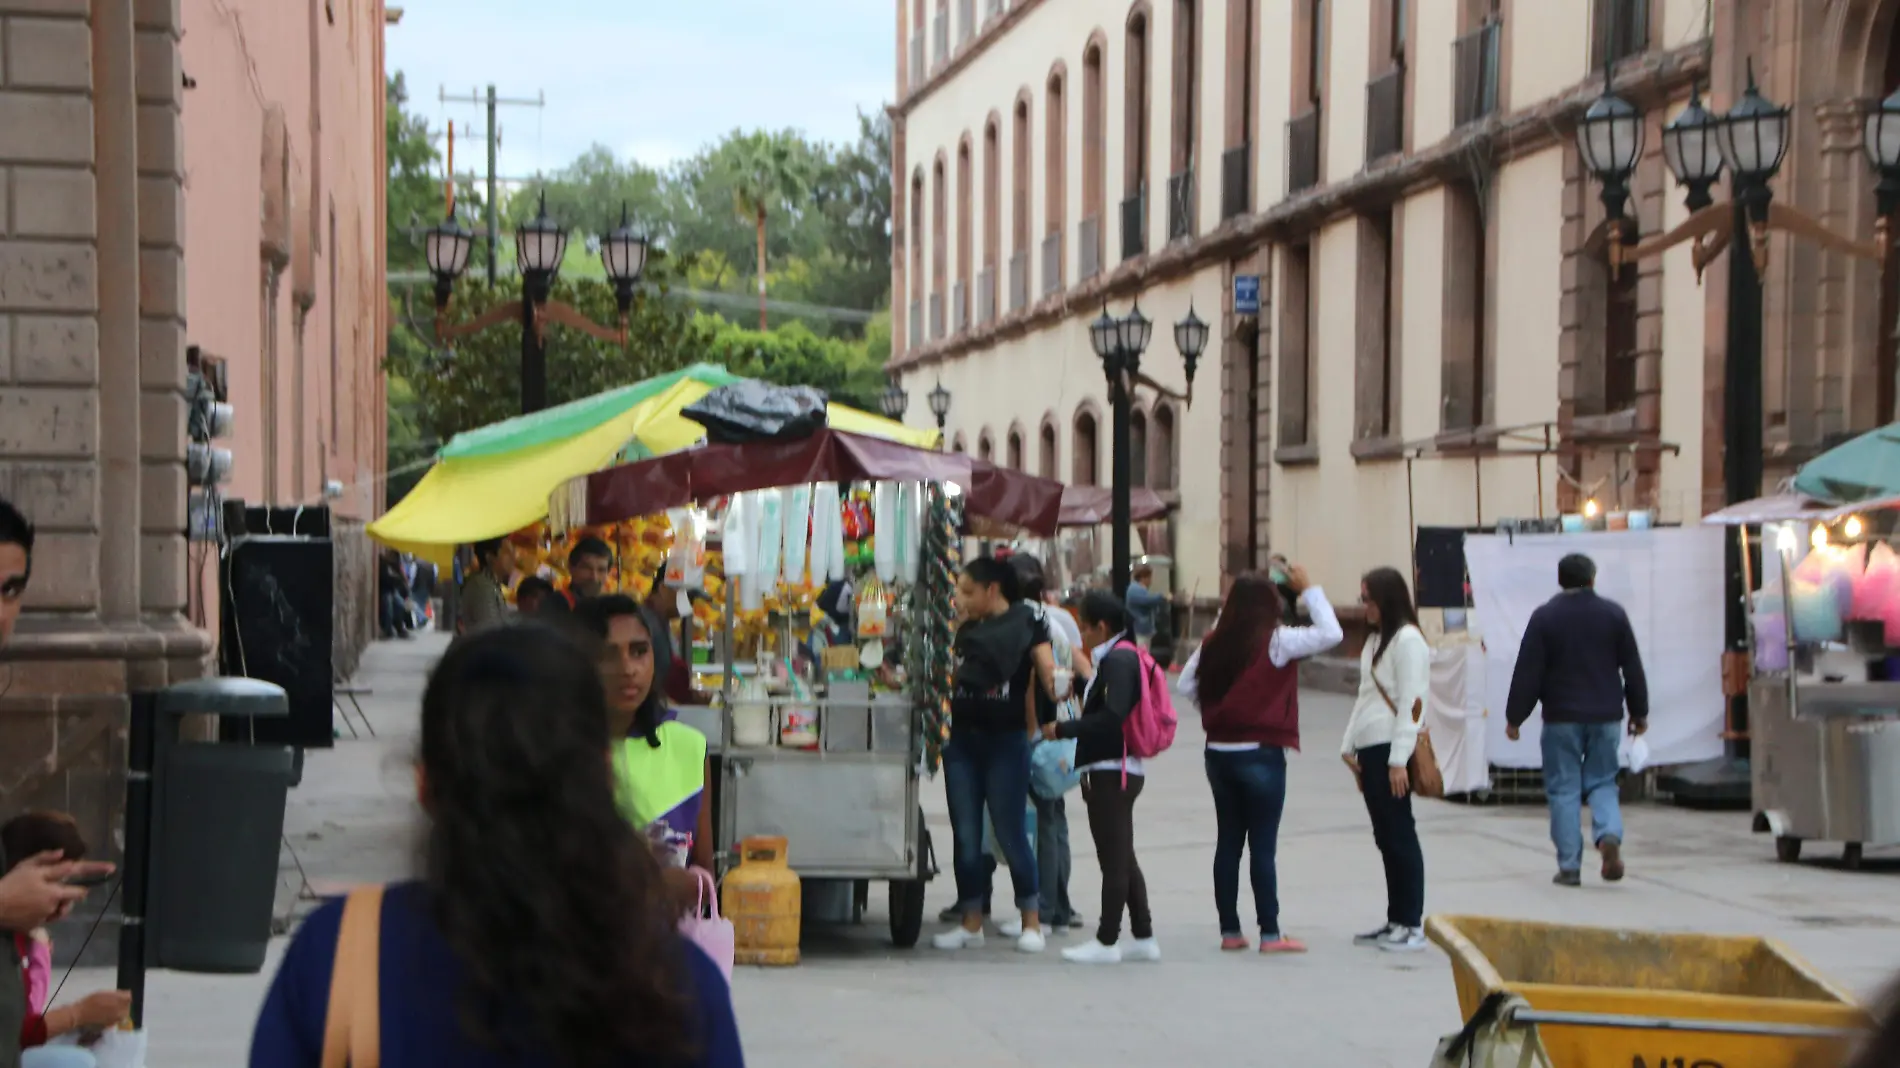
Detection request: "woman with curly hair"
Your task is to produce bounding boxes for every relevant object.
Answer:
[248,622,743,1067]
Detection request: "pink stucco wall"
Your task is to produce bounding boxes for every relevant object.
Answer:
[180,0,387,523]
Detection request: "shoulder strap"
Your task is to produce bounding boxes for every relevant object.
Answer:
[320,885,384,1068]
[1370,667,1401,718]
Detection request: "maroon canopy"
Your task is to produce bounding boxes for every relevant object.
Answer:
[582,428,1067,536]
[1055,485,1172,526]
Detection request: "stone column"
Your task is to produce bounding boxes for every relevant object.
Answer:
[95,0,139,624]
[135,0,188,625]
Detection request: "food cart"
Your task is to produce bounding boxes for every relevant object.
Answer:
[558,427,1067,946]
[1706,493,1900,868]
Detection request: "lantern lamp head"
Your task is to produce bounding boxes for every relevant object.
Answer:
[1089,304,1120,363]
[1577,78,1645,221]
[1864,86,1900,216]
[1661,84,1724,211]
[515,190,569,298]
[927,379,953,421]
[880,378,910,420]
[1174,303,1209,387]
[424,211,474,309]
[1118,301,1153,362]
[1717,60,1791,185]
[600,202,650,313]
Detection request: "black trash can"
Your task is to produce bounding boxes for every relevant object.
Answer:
[143,676,295,974]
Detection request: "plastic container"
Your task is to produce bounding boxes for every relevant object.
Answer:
[723,836,801,966]
[1425,915,1871,1068]
[730,703,773,748]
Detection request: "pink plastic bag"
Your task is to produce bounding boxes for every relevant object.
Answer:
[1853,542,1900,621]
[678,866,734,983]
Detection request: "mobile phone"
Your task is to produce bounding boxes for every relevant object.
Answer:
[64,871,112,888]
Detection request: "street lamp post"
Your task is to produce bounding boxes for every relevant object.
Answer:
[928,381,953,449]
[1578,61,1900,791]
[1089,301,1205,596]
[425,193,650,415]
[880,379,910,422]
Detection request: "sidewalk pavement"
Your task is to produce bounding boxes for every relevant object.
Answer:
[59,631,1900,1066]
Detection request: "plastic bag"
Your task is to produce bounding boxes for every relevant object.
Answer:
[872,483,898,584]
[754,490,785,589]
[1791,573,1844,643]
[678,867,735,984]
[1853,541,1900,621]
[783,484,811,583]
[681,381,829,445]
[1626,735,1651,773]
[46,1027,148,1068]
[1030,737,1082,799]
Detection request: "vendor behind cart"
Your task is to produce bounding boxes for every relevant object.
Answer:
[573,595,715,901]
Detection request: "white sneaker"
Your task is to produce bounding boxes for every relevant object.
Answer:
[1061,939,1122,964]
[1121,937,1161,962]
[933,927,985,951]
[1378,926,1429,953]
[1353,923,1397,946]
[1016,928,1047,954]
[996,917,1024,938]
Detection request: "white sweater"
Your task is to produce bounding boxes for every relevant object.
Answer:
[1340,625,1431,767]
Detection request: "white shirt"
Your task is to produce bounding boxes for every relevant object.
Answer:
[1042,601,1084,659]
[1177,589,1344,750]
[1076,633,1146,777]
[1341,625,1431,766]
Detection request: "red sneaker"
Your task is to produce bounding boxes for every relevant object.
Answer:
[1260,937,1308,954]
[1220,936,1249,952]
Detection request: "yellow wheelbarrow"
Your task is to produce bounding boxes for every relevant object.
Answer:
[1425,915,1873,1068]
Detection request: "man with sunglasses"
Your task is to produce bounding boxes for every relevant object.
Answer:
[0,497,119,1068]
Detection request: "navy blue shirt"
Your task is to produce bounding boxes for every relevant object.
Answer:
[1504,588,1650,729]
[249,882,744,1068]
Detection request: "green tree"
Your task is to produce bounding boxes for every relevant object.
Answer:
[729,130,815,330]
[696,315,886,412]
[507,144,665,239]
[386,72,442,272]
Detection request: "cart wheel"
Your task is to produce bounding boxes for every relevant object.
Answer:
[1843,842,1864,870]
[1775,836,1803,863]
[889,878,926,948]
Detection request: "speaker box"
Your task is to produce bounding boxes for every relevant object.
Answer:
[218,536,335,748]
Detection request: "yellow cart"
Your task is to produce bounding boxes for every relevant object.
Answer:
[1426,915,1872,1068]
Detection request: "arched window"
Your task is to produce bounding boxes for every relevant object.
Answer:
[909,167,925,345]
[952,431,968,454]
[1168,0,1200,240]
[978,430,994,462]
[956,136,973,332]
[1011,93,1032,311]
[1130,408,1150,486]
[982,115,1002,322]
[1007,427,1025,470]
[1039,420,1059,480]
[1044,65,1068,295]
[1073,409,1100,486]
[931,154,948,338]
[1153,402,1177,489]
[1123,4,1153,261]
[1082,37,1107,277]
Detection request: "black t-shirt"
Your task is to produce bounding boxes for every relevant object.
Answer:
[951,604,1052,733]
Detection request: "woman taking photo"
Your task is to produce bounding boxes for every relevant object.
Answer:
[934,556,1051,954]
[1341,567,1431,953]
[249,623,743,1067]
[1047,592,1159,965]
[1182,566,1342,954]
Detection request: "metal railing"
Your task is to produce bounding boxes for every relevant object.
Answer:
[957,0,974,45]
[1594,0,1649,68]
[910,35,925,89]
[1287,108,1321,194]
[952,280,968,332]
[1120,187,1146,262]
[1167,169,1195,241]
[1453,21,1501,128]
[1221,144,1251,220]
[908,299,923,347]
[1078,215,1102,279]
[1041,230,1062,296]
[1366,67,1404,164]
[933,11,948,68]
[1008,249,1029,312]
[977,266,996,324]
[928,292,944,339]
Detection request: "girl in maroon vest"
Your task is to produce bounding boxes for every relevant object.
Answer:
[1181,568,1342,953]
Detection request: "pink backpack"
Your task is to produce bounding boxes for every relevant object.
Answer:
[1118,639,1179,759]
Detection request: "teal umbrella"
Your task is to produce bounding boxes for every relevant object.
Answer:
[1792,423,1900,505]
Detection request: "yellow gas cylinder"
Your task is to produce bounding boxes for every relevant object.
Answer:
[722,836,801,966]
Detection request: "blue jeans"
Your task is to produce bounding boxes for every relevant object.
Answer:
[1034,795,1074,924]
[1205,746,1289,937]
[1541,720,1625,872]
[943,727,1039,914]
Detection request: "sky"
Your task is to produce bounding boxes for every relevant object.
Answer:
[387,0,893,182]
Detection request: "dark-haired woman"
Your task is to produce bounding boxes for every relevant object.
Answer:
[573,595,714,880]
[249,622,744,1067]
[1049,591,1157,965]
[1181,565,1341,954]
[1342,567,1431,953]
[934,556,1050,954]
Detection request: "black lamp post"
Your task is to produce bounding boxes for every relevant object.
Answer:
[427,192,650,414]
[1089,301,1203,596]
[880,379,910,421]
[928,380,953,447]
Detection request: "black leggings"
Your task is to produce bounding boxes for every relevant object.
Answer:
[1359,744,1425,928]
[1082,771,1152,946]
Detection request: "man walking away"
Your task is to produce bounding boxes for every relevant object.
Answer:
[1505,553,1649,886]
[1124,565,1166,652]
[458,537,515,633]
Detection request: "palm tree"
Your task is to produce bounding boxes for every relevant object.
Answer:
[730,131,812,330]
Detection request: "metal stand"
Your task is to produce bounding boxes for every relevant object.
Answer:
[116,693,156,1028]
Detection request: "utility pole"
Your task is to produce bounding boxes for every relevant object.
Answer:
[438,84,546,283]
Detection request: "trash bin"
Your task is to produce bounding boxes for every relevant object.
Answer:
[1425,915,1873,1068]
[144,677,295,974]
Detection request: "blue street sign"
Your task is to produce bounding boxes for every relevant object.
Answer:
[1233,274,1260,315]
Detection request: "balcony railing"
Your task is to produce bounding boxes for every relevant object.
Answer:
[1366,67,1404,164]
[1221,144,1251,220]
[1453,21,1501,128]
[933,11,948,68]
[1041,230,1062,296]
[1008,249,1029,312]
[1120,186,1146,262]
[1594,0,1649,68]
[910,35,924,89]
[908,299,923,347]
[952,280,968,332]
[977,265,996,324]
[1078,215,1102,280]
[1167,169,1195,242]
[929,292,944,339]
[957,0,975,46]
[1287,108,1321,194]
